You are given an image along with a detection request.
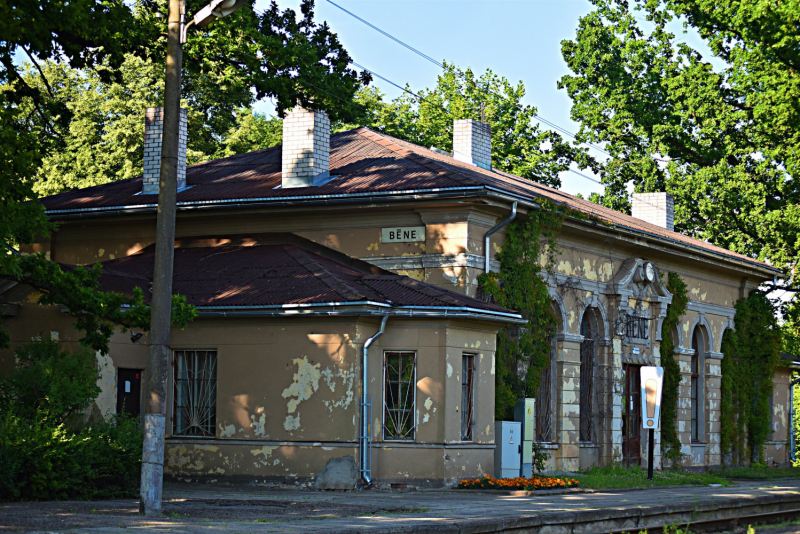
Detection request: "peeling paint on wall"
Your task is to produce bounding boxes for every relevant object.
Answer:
[282,356,321,414]
[251,445,278,466]
[94,351,116,420]
[321,363,356,413]
[250,406,267,437]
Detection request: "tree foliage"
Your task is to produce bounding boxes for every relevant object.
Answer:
[720,291,782,465]
[559,0,799,275]
[1,0,366,351]
[659,272,688,462]
[0,339,99,426]
[478,203,565,420]
[336,64,592,188]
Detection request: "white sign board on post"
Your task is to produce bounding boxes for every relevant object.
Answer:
[640,366,664,429]
[640,365,663,479]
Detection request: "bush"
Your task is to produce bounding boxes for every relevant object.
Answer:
[0,340,142,501]
[0,339,100,425]
[0,413,142,501]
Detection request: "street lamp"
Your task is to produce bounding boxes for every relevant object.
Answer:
[181,0,248,42]
[139,0,246,517]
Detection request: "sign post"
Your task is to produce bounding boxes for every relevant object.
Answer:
[640,366,664,480]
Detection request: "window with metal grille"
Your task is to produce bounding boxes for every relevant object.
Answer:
[580,313,596,443]
[625,314,649,339]
[461,354,475,441]
[384,351,416,441]
[691,335,699,442]
[173,350,217,437]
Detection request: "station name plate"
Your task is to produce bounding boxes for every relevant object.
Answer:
[381,226,425,243]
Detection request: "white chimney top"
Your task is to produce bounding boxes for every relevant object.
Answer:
[281,107,331,188]
[631,192,675,231]
[453,119,492,170]
[143,107,187,195]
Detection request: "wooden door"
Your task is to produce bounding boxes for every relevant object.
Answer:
[622,364,641,465]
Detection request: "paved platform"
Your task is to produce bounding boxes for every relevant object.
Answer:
[3,480,800,533]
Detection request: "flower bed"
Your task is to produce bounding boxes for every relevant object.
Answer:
[458,475,580,491]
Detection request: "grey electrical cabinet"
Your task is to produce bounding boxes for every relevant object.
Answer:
[494,421,521,479]
[514,398,535,477]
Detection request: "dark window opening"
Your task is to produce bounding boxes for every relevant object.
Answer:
[580,313,597,442]
[173,350,217,437]
[461,354,475,441]
[384,351,416,441]
[691,334,699,442]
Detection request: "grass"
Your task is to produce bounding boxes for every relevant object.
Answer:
[717,466,800,480]
[573,464,729,489]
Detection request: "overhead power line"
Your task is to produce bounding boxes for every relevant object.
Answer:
[325,0,611,159]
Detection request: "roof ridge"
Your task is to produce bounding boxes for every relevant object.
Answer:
[281,244,372,303]
[354,129,481,188]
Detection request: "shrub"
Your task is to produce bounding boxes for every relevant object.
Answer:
[0,413,142,501]
[0,339,100,425]
[0,340,142,501]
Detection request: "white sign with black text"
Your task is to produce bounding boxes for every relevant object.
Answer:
[381,226,426,243]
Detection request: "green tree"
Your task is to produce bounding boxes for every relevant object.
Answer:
[1,0,367,351]
[559,0,799,276]
[0,339,99,425]
[346,64,591,188]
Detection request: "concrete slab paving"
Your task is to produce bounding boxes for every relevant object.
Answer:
[3,480,800,533]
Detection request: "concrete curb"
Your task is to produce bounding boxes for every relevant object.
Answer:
[324,490,800,534]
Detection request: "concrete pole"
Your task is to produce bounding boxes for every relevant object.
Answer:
[139,0,183,516]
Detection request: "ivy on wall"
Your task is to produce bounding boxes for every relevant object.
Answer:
[478,201,566,421]
[659,272,688,461]
[720,291,781,465]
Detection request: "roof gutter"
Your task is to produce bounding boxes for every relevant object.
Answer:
[44,184,780,277]
[192,303,526,324]
[481,189,782,277]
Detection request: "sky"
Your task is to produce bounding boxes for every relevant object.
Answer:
[255,0,605,197]
[13,0,715,199]
[252,0,720,199]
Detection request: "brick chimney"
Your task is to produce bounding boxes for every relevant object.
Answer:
[453,119,492,170]
[143,107,188,195]
[281,107,331,188]
[631,192,675,231]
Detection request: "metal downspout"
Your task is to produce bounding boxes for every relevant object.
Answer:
[484,201,517,273]
[360,315,388,484]
[792,377,800,463]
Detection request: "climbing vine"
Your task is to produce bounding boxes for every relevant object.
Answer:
[478,201,566,420]
[659,272,688,461]
[720,291,781,466]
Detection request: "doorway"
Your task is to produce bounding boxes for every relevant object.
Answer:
[117,368,142,417]
[622,364,641,465]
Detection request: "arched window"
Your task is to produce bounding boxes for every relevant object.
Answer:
[580,311,598,443]
[535,302,561,442]
[690,328,705,442]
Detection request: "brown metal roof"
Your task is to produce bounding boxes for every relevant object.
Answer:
[95,233,520,321]
[40,127,777,274]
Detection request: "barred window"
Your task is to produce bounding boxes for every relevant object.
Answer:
[461,354,475,441]
[384,351,416,441]
[580,313,596,443]
[173,350,217,437]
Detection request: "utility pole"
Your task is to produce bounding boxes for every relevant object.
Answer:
[139,0,183,516]
[138,0,246,516]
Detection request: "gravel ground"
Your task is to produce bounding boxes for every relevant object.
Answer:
[0,495,415,532]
